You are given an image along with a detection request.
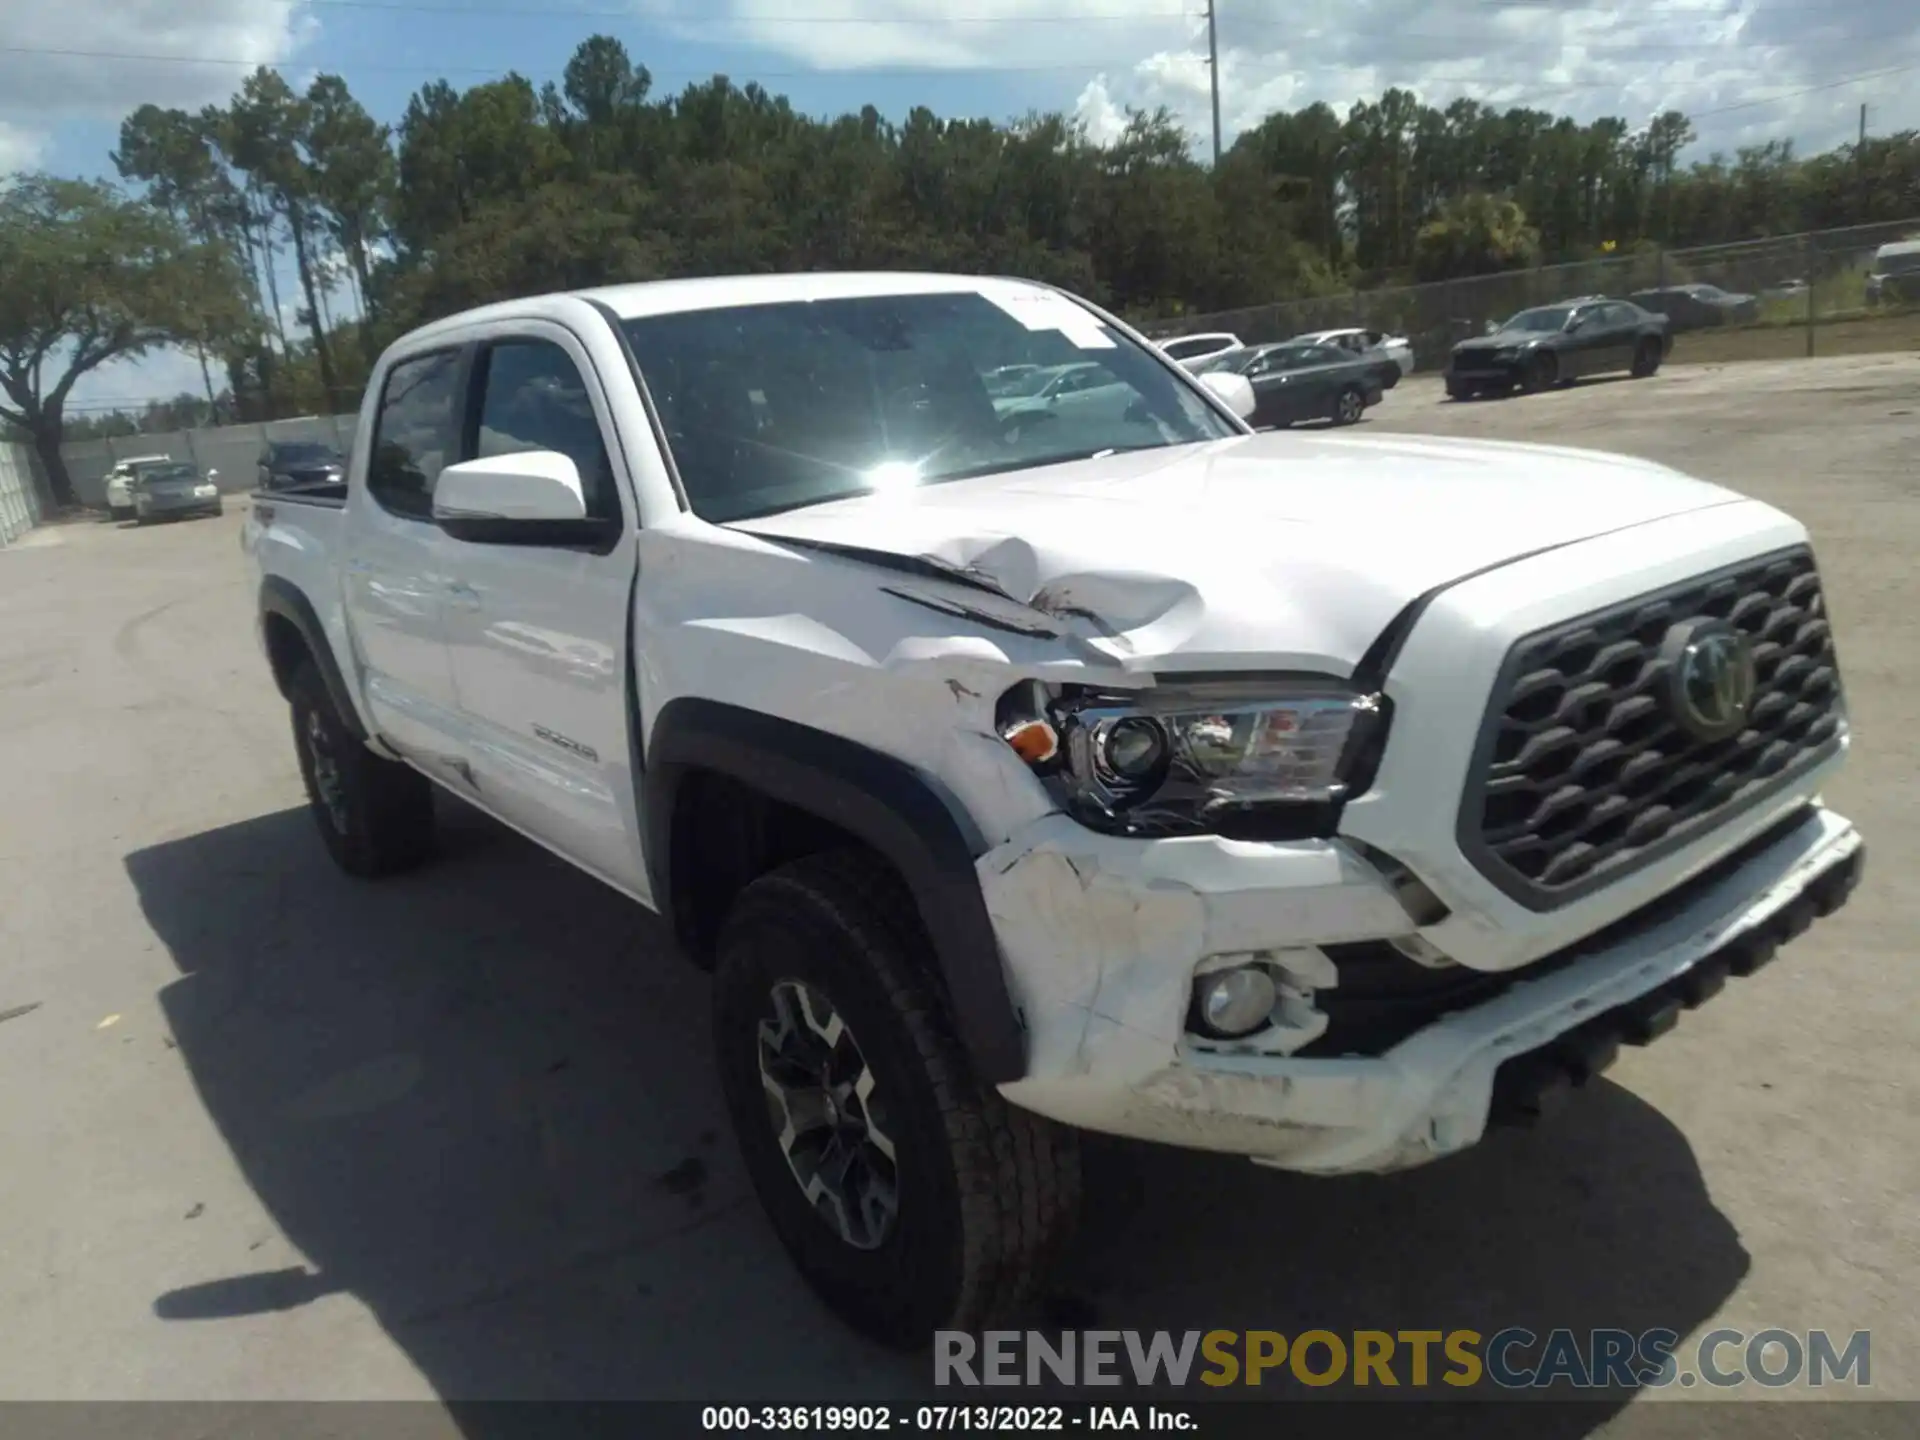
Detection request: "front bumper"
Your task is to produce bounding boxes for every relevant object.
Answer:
[1447,357,1527,386]
[138,494,222,519]
[990,805,1861,1174]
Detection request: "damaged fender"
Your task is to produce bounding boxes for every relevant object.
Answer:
[642,696,1030,1085]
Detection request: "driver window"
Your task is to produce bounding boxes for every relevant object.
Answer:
[474,338,618,520]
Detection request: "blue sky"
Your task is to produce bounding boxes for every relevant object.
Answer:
[3,0,1916,411]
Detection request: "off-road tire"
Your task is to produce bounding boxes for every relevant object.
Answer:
[288,660,435,877]
[1631,337,1663,378]
[1521,352,1559,393]
[713,848,1081,1346]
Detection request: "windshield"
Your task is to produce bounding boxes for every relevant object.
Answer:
[271,442,342,466]
[137,464,198,485]
[1879,250,1920,276]
[618,289,1237,523]
[1499,306,1575,333]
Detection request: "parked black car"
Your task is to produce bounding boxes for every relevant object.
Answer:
[1446,298,1671,400]
[257,440,347,492]
[1194,342,1384,427]
[1628,282,1760,330]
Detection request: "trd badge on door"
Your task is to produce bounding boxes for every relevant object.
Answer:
[532,724,600,763]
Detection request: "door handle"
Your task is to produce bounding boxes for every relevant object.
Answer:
[444,581,481,610]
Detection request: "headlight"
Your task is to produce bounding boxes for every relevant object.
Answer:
[999,678,1390,839]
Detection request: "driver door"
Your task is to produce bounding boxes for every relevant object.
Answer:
[1562,303,1612,377]
[436,325,646,894]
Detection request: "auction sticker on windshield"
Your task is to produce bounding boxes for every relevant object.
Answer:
[982,284,1116,348]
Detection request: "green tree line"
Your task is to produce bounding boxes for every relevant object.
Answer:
[5,33,1919,504]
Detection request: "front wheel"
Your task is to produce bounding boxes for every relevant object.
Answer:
[1521,352,1559,393]
[1331,385,1366,426]
[288,660,435,877]
[1631,338,1663,378]
[713,850,1081,1346]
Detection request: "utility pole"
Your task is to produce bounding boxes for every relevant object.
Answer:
[1858,103,1869,223]
[1206,0,1222,166]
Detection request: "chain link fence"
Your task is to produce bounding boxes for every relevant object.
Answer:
[60,413,358,510]
[0,442,46,547]
[1154,217,1920,373]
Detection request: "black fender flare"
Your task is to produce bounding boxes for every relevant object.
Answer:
[643,698,1027,1086]
[259,575,368,743]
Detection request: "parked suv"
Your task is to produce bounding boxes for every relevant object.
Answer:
[1864,239,1920,307]
[258,440,348,492]
[243,272,1861,1344]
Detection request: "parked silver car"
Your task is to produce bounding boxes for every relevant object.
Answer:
[132,463,223,524]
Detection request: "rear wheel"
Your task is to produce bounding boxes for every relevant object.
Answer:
[288,660,435,877]
[713,849,1081,1345]
[1631,337,1663,378]
[1331,385,1366,426]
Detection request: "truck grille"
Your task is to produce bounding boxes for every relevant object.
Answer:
[1461,547,1844,909]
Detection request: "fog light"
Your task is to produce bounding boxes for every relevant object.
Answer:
[1192,965,1278,1039]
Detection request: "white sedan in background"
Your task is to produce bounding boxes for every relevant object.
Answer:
[103,455,174,521]
[1292,327,1415,382]
[1156,331,1244,370]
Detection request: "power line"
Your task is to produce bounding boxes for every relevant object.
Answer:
[16,39,1912,97]
[0,44,1146,77]
[1679,60,1920,120]
[302,0,1196,18]
[1223,18,1920,52]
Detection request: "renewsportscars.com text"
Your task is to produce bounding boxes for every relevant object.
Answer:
[935,1328,1871,1391]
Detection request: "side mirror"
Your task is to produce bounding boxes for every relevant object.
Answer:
[433,450,614,547]
[206,469,219,480]
[1197,370,1258,421]
[1484,319,1499,334]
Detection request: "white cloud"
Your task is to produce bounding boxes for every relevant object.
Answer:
[671,0,1920,159]
[0,0,313,175]
[0,119,45,174]
[640,0,1199,74]
[1080,0,1920,158]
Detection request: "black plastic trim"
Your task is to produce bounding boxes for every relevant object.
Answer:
[437,514,623,550]
[582,297,691,513]
[642,698,1024,1085]
[248,484,345,508]
[258,575,367,742]
[1453,544,1845,912]
[1302,801,1824,1057]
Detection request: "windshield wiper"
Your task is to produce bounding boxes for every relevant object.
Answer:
[930,444,1164,485]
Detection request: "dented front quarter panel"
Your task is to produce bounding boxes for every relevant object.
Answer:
[977,815,1413,1092]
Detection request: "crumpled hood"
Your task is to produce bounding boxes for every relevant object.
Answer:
[732,430,1746,674]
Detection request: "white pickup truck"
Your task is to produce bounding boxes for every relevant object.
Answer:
[242,272,1862,1344]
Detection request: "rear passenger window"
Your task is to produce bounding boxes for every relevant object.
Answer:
[368,350,464,520]
[475,339,618,520]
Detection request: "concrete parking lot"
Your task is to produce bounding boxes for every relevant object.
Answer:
[1,354,1915,1436]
